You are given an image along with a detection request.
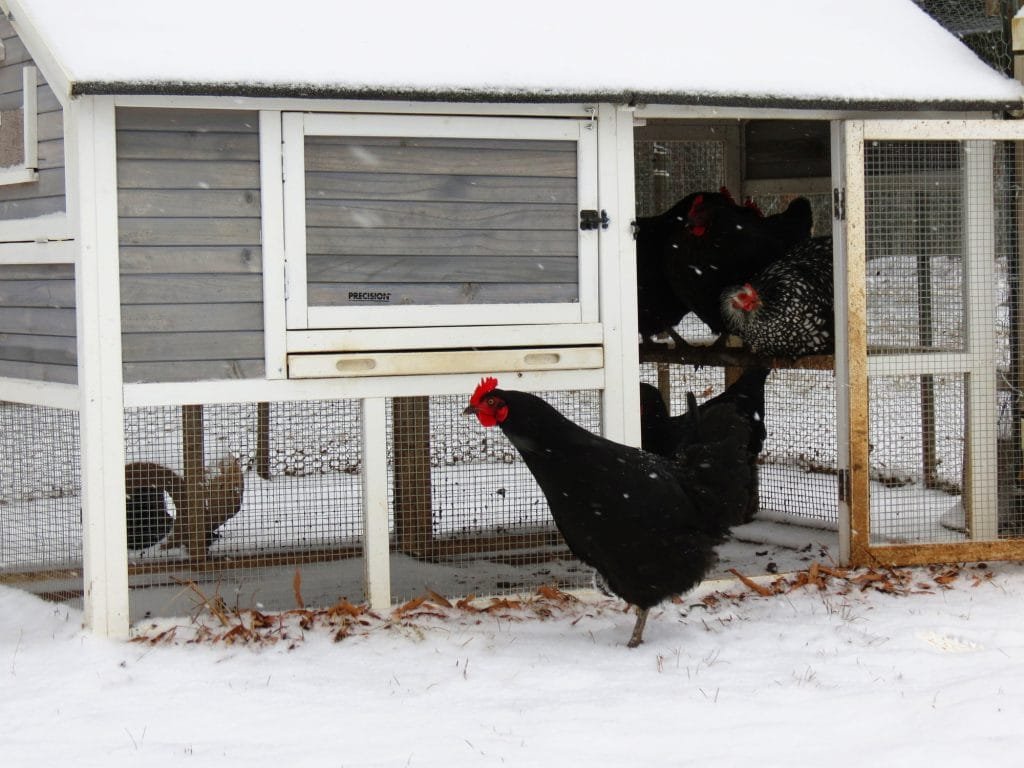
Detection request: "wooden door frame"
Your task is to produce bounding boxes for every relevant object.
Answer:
[841,119,1024,567]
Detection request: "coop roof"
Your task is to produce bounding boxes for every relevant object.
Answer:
[8,0,1024,110]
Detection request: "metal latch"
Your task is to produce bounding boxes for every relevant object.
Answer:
[833,188,846,221]
[837,468,851,503]
[580,209,610,231]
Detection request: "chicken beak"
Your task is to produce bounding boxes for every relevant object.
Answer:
[462,404,479,416]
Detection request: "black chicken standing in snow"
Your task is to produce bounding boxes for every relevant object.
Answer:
[720,235,834,358]
[661,190,813,336]
[640,366,769,523]
[464,377,755,647]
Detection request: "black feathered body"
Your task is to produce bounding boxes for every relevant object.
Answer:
[640,368,769,523]
[761,197,813,248]
[721,236,834,358]
[662,194,812,334]
[124,461,179,550]
[490,388,754,609]
[640,368,768,459]
[635,206,691,338]
[639,383,681,459]
[125,485,172,550]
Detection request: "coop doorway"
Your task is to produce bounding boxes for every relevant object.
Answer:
[632,117,841,575]
[839,119,1024,566]
[631,115,1024,571]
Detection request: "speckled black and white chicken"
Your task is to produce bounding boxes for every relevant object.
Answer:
[720,235,834,358]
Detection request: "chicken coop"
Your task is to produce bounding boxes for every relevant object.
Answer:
[2,0,1024,637]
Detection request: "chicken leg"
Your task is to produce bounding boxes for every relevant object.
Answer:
[627,606,649,648]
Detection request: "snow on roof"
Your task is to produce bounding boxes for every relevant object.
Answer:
[8,0,1024,109]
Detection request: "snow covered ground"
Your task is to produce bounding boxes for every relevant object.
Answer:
[4,560,1024,767]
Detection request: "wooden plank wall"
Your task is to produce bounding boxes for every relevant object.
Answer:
[117,108,265,382]
[304,135,579,307]
[744,120,831,181]
[0,20,70,383]
[0,17,65,219]
[0,261,76,382]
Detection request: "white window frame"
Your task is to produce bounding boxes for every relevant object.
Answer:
[280,111,599,333]
[0,65,38,186]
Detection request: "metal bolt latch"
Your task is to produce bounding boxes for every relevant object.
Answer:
[579,209,610,231]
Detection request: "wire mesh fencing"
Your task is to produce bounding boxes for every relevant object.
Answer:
[633,137,725,220]
[637,364,840,529]
[1,391,610,621]
[110,393,606,622]
[635,132,841,533]
[386,390,601,604]
[123,399,366,620]
[863,137,1022,549]
[0,401,82,605]
[915,0,1015,75]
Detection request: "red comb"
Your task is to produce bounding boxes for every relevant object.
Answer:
[470,376,499,406]
[743,197,765,217]
[719,186,735,204]
[687,193,704,217]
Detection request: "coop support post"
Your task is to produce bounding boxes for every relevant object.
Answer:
[181,404,207,561]
[72,95,130,638]
[255,402,272,480]
[914,192,939,490]
[650,138,672,403]
[258,110,288,380]
[596,103,641,445]
[361,397,391,609]
[962,140,998,540]
[256,111,286,481]
[723,125,749,388]
[836,120,869,567]
[393,395,433,555]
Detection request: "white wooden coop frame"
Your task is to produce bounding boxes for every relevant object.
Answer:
[12,96,1019,638]
[75,99,642,638]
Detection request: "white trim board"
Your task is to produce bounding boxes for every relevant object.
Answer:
[122,368,607,408]
[0,376,78,408]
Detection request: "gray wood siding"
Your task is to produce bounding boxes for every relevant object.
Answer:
[745,120,831,180]
[116,108,264,383]
[305,135,579,308]
[0,262,76,383]
[0,17,65,220]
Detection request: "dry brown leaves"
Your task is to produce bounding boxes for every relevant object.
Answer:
[718,561,994,605]
[130,583,581,648]
[131,564,996,648]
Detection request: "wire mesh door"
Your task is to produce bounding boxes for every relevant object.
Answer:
[841,119,1024,566]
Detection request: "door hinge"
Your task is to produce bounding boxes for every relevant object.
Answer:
[837,468,851,503]
[833,187,846,221]
[580,209,610,231]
